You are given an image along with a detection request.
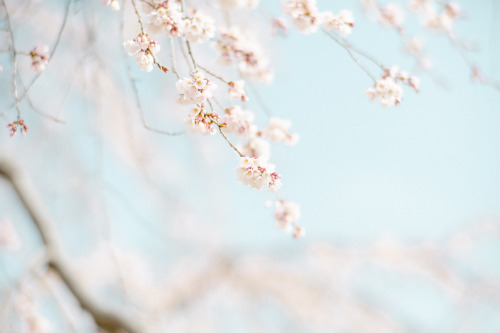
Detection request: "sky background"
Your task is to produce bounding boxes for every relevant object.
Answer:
[1,0,500,331]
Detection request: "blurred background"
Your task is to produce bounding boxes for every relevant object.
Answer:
[1,0,499,332]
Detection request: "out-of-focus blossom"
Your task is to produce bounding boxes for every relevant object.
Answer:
[228,81,249,102]
[322,10,355,37]
[216,0,258,10]
[30,45,49,72]
[263,117,299,146]
[280,0,321,34]
[221,106,256,137]
[0,219,22,251]
[102,0,120,11]
[182,11,216,43]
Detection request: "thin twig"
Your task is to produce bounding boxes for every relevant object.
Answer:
[323,29,378,82]
[197,63,230,84]
[123,0,184,136]
[0,0,72,118]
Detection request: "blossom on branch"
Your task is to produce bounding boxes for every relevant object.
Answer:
[366,66,419,106]
[321,10,355,37]
[216,27,273,83]
[221,106,256,137]
[280,0,322,34]
[185,105,219,135]
[235,156,282,192]
[182,10,216,43]
[142,0,183,37]
[7,119,29,137]
[30,45,49,72]
[228,80,249,102]
[123,34,160,72]
[176,72,217,104]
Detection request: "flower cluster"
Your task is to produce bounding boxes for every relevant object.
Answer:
[142,0,183,37]
[216,0,259,10]
[270,199,304,238]
[216,27,273,83]
[101,0,120,11]
[182,10,216,43]
[185,105,219,135]
[235,157,282,192]
[30,45,49,72]
[322,10,355,37]
[7,119,29,137]
[176,72,217,104]
[409,0,463,34]
[362,1,405,33]
[123,34,160,72]
[263,117,299,146]
[365,66,419,107]
[228,81,249,102]
[280,0,321,34]
[221,106,256,137]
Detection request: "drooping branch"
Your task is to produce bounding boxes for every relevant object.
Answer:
[0,159,140,333]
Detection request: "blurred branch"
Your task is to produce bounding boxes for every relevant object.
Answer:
[0,159,140,333]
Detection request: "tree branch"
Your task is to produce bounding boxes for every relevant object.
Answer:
[0,159,140,333]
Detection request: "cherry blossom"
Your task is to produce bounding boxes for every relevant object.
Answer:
[101,0,120,11]
[228,80,249,102]
[7,119,29,137]
[235,156,282,192]
[185,105,219,135]
[30,45,49,72]
[221,106,256,137]
[176,72,217,104]
[182,11,216,43]
[322,10,355,37]
[365,66,419,107]
[263,117,299,146]
[142,0,183,37]
[280,0,322,34]
[123,34,160,72]
[216,27,273,83]
[216,0,259,10]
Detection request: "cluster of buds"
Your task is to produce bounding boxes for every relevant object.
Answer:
[176,72,217,104]
[123,34,160,72]
[101,0,120,11]
[228,81,249,102]
[269,199,305,238]
[7,119,29,137]
[366,66,419,107]
[30,45,49,72]
[185,105,219,135]
[235,156,282,192]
